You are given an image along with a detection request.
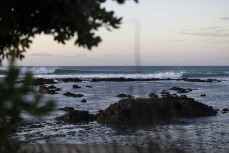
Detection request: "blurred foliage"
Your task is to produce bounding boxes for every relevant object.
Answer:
[0,1,138,152]
[0,53,55,153]
[0,0,138,64]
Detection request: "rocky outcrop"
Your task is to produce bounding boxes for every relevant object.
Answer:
[56,110,94,122]
[181,78,221,83]
[63,92,84,97]
[90,77,221,83]
[96,95,217,124]
[170,87,192,93]
[32,78,57,86]
[61,78,82,82]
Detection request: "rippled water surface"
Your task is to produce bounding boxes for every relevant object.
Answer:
[9,66,229,152]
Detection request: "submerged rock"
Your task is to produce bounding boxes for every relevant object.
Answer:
[56,110,94,122]
[96,95,217,124]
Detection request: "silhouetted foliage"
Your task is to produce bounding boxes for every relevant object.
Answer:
[0,0,138,64]
[0,53,55,153]
[0,1,138,152]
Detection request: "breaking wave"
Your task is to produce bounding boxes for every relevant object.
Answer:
[1,66,229,79]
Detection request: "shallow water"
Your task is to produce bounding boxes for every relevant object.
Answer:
[12,78,229,153]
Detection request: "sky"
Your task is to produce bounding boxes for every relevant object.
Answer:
[18,0,229,66]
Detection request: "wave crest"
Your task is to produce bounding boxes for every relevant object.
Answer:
[20,67,56,74]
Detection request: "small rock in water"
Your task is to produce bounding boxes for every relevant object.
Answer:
[48,85,56,89]
[39,85,49,93]
[39,85,57,94]
[63,92,84,97]
[223,108,229,112]
[200,94,206,97]
[170,86,192,93]
[73,85,81,89]
[81,99,87,103]
[86,85,93,88]
[48,89,57,94]
[117,94,132,98]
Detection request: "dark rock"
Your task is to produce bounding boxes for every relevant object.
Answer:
[96,95,217,124]
[58,106,75,112]
[56,110,94,122]
[182,78,221,83]
[117,94,132,98]
[55,88,61,91]
[48,89,57,94]
[39,86,49,93]
[47,85,61,91]
[81,99,87,103]
[223,108,229,112]
[73,85,81,89]
[149,93,158,98]
[86,85,93,88]
[170,87,192,93]
[63,92,84,97]
[98,110,103,113]
[180,95,188,99]
[61,78,82,82]
[90,77,221,83]
[39,85,57,94]
[48,85,56,89]
[32,78,57,86]
[200,94,206,97]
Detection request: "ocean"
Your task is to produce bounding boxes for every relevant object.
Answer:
[2,66,229,152]
[1,66,229,79]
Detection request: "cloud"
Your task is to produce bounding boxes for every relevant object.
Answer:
[219,17,229,21]
[180,27,229,38]
[29,52,54,56]
[29,52,87,58]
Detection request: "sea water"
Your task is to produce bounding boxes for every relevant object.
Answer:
[3,66,229,152]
